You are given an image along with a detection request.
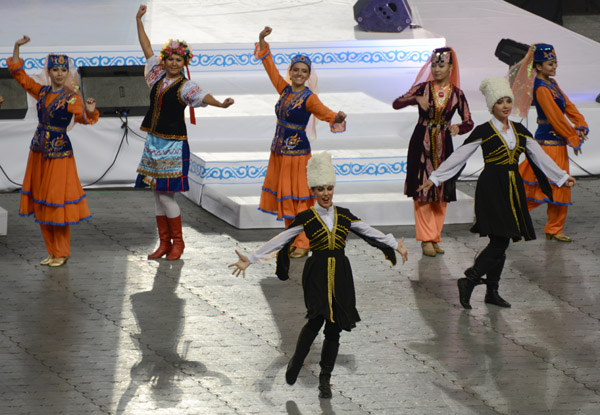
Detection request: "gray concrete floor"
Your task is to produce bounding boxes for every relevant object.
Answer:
[1,177,599,415]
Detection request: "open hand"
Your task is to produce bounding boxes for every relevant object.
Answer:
[221,98,235,108]
[85,97,96,114]
[416,95,429,111]
[259,26,272,41]
[137,5,147,19]
[228,250,250,278]
[416,179,434,193]
[396,237,408,264]
[15,36,30,47]
[449,124,460,136]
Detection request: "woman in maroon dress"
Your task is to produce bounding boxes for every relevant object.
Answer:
[393,47,473,257]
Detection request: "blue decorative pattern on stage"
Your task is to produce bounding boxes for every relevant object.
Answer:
[1,49,430,70]
[190,157,408,185]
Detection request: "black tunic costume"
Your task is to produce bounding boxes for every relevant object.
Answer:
[275,206,396,331]
[465,121,552,242]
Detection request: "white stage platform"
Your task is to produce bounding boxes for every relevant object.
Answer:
[1,0,599,228]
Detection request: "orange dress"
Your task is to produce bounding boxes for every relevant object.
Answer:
[255,43,345,221]
[519,78,587,206]
[8,57,99,226]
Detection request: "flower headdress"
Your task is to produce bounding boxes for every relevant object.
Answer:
[160,39,194,64]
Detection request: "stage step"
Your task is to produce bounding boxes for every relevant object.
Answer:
[192,181,474,229]
[188,148,408,186]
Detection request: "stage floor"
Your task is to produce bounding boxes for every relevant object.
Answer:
[0,180,599,414]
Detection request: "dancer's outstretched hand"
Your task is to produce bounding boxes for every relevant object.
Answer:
[416,179,434,193]
[137,5,147,19]
[228,250,250,278]
[259,26,272,41]
[85,98,96,114]
[15,36,30,47]
[334,111,346,124]
[221,98,235,108]
[396,237,408,264]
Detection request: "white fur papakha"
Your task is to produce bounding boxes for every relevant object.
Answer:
[307,152,336,188]
[479,77,514,113]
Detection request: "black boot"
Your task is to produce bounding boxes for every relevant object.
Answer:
[318,339,339,399]
[485,283,511,308]
[484,256,511,307]
[457,278,477,309]
[458,264,488,309]
[286,326,319,385]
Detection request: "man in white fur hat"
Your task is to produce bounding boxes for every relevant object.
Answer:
[229,151,407,399]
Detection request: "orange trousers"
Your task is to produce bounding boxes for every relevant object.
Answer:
[40,224,71,258]
[527,200,568,235]
[284,218,310,250]
[414,201,447,242]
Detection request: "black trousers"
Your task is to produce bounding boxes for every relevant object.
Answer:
[473,235,510,284]
[304,315,341,342]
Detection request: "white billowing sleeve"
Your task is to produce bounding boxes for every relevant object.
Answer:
[144,56,164,88]
[180,80,209,108]
[247,226,303,264]
[525,138,569,186]
[350,221,398,250]
[429,141,481,186]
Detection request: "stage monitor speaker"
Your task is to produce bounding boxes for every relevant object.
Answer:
[78,65,149,117]
[495,38,530,66]
[354,0,412,32]
[0,68,28,119]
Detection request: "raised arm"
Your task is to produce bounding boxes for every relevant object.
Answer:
[136,5,154,59]
[8,36,43,98]
[254,27,288,94]
[12,35,30,62]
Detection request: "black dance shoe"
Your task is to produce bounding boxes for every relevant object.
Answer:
[318,373,332,399]
[485,289,511,308]
[457,278,477,309]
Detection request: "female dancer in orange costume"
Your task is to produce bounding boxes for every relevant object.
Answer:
[8,36,99,267]
[255,26,346,258]
[514,44,588,242]
[393,47,473,257]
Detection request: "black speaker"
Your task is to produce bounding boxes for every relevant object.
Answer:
[78,65,150,117]
[354,0,412,32]
[0,68,28,119]
[495,38,530,66]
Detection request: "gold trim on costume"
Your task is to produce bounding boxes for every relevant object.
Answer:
[311,207,339,322]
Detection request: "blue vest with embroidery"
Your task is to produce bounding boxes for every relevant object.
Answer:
[533,78,567,146]
[32,86,75,158]
[271,86,313,156]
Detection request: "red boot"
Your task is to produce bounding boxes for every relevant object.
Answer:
[148,216,171,259]
[166,216,185,260]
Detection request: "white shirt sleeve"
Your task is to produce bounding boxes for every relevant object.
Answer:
[180,80,209,108]
[247,226,303,264]
[429,141,481,186]
[350,221,398,250]
[144,56,164,88]
[525,138,569,186]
